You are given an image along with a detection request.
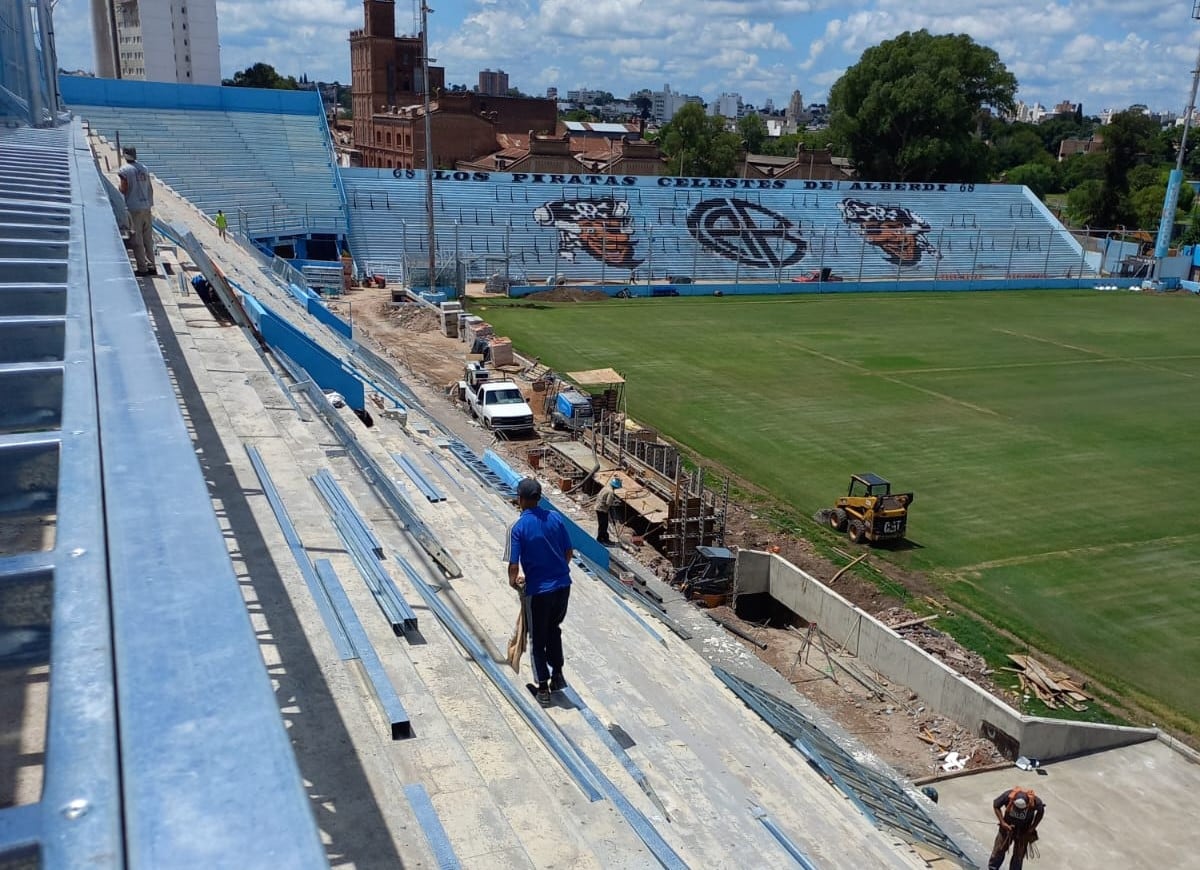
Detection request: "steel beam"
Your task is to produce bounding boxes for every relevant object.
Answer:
[394,553,604,802]
[315,560,412,739]
[245,446,355,661]
[403,783,461,870]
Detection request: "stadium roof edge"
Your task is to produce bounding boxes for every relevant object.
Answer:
[58,75,324,117]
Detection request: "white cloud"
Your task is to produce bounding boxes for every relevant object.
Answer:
[44,0,1200,111]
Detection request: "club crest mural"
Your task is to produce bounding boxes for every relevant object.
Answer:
[686,198,808,268]
[532,198,643,268]
[837,199,942,267]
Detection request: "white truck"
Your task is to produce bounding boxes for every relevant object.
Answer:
[460,363,535,434]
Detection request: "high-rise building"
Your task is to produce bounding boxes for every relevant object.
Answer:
[785,90,803,123]
[650,84,700,124]
[710,92,742,120]
[477,69,509,96]
[90,0,220,85]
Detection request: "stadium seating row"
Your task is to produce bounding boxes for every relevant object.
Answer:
[70,104,347,240]
[341,169,1093,285]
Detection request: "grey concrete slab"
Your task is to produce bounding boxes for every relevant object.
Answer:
[935,740,1199,869]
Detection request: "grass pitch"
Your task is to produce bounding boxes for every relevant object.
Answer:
[480,290,1200,728]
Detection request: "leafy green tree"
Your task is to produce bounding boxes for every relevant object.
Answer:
[223,63,299,90]
[1126,164,1162,192]
[1177,204,1200,247]
[1006,162,1058,198]
[738,113,768,154]
[828,30,1016,182]
[1059,151,1106,190]
[562,108,596,122]
[990,123,1053,174]
[1130,185,1167,229]
[1065,180,1106,226]
[1096,109,1160,225]
[659,103,742,177]
[1035,116,1095,156]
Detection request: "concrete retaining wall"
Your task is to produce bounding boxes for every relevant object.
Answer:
[737,550,1158,760]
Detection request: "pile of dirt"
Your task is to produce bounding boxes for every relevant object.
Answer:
[522,287,610,303]
[381,301,440,333]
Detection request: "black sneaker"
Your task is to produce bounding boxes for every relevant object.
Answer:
[536,685,552,707]
[549,672,567,692]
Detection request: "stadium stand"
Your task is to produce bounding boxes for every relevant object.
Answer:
[59,76,348,244]
[341,169,1094,287]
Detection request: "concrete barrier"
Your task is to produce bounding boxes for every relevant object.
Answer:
[737,550,1159,761]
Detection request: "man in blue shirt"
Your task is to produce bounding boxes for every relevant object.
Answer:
[508,478,573,707]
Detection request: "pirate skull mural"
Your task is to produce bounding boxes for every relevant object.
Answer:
[838,199,941,267]
[533,198,644,268]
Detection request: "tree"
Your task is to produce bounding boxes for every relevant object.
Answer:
[1095,109,1160,226]
[562,108,596,123]
[632,95,652,119]
[738,113,768,154]
[659,103,742,177]
[990,123,1054,175]
[828,30,1016,182]
[1065,180,1106,226]
[1059,151,1106,190]
[1006,162,1057,199]
[223,62,299,90]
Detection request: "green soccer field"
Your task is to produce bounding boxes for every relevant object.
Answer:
[479,290,1200,728]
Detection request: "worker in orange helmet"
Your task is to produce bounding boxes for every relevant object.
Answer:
[987,786,1045,869]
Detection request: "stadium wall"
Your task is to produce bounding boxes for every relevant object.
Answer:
[737,550,1159,761]
[341,169,1095,288]
[59,74,323,116]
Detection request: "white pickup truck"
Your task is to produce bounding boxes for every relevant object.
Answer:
[464,380,535,434]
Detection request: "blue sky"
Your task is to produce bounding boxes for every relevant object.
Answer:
[52,1,1200,113]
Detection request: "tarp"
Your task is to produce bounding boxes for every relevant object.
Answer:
[566,368,625,385]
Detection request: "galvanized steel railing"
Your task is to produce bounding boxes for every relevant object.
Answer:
[0,121,327,869]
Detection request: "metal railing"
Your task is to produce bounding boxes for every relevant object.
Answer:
[0,0,59,127]
[0,121,327,869]
[351,218,1099,288]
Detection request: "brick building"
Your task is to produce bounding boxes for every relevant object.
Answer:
[349,1,555,169]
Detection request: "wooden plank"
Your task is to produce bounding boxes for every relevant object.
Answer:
[890,614,939,630]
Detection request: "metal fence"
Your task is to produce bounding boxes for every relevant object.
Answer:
[372,219,1100,287]
[0,0,58,127]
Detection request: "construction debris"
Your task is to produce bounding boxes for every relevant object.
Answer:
[381,301,440,333]
[1007,654,1092,712]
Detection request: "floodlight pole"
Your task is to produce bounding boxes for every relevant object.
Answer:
[421,1,437,293]
[1153,4,1200,277]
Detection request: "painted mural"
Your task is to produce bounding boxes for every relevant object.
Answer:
[345,170,1082,282]
[685,198,808,269]
[837,199,942,268]
[532,198,643,268]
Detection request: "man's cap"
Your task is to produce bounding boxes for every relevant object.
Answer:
[610,478,621,489]
[1013,797,1028,809]
[516,477,542,501]
[122,146,137,160]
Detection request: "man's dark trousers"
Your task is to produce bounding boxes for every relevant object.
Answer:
[596,510,611,543]
[528,586,570,684]
[988,828,1028,870]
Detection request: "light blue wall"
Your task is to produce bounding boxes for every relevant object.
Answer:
[341,169,1090,286]
[59,75,323,116]
[509,277,1142,297]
